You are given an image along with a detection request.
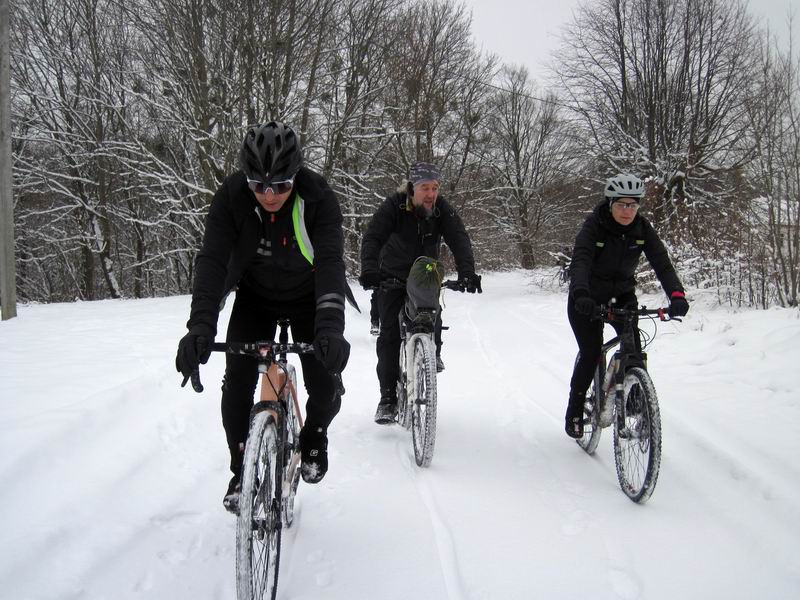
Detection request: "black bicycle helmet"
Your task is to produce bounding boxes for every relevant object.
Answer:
[604,173,644,200]
[238,121,303,182]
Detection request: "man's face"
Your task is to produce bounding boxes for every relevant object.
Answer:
[411,180,440,214]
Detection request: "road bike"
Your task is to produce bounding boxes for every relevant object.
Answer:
[190,319,325,600]
[575,305,680,503]
[379,277,466,467]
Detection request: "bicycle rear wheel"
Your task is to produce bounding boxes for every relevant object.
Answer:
[613,367,662,503]
[577,384,602,455]
[574,353,602,454]
[410,335,438,467]
[396,339,412,429]
[237,407,282,600]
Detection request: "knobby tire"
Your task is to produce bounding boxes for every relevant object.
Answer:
[411,335,438,467]
[236,408,282,600]
[613,367,662,503]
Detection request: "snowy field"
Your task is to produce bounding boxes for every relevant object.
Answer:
[1,271,798,600]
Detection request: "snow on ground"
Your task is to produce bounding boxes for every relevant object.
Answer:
[1,271,798,599]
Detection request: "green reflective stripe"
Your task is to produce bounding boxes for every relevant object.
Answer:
[636,239,645,245]
[292,194,314,265]
[595,241,605,247]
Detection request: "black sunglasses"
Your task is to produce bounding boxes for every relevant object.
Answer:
[247,177,295,195]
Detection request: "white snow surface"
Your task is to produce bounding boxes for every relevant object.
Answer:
[1,271,798,599]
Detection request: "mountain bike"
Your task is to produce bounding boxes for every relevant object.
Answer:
[189,319,336,600]
[379,277,467,467]
[575,305,680,503]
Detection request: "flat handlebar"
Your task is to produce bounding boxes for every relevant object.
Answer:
[208,341,314,356]
[182,340,344,396]
[372,278,473,293]
[594,305,681,322]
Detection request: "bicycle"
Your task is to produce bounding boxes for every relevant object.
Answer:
[188,319,339,600]
[575,305,681,503]
[378,277,467,467]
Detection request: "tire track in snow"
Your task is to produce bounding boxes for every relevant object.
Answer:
[457,300,562,426]
[396,441,469,600]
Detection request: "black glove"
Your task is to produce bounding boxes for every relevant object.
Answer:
[358,270,382,290]
[175,332,212,380]
[573,291,596,316]
[458,272,483,294]
[313,331,351,374]
[669,291,689,317]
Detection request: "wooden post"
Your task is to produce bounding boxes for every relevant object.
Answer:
[0,0,17,320]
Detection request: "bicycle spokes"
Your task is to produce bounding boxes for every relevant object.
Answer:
[613,368,662,503]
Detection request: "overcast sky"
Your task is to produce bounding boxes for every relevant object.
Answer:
[462,0,799,84]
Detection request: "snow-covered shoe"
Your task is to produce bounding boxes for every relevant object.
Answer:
[300,425,328,484]
[374,403,397,424]
[565,416,584,439]
[223,475,241,514]
[370,320,380,336]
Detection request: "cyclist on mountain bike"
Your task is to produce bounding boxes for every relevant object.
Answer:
[565,173,689,439]
[358,161,481,425]
[175,121,351,511]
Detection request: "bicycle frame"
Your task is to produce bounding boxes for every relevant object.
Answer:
[594,308,649,428]
[208,321,312,517]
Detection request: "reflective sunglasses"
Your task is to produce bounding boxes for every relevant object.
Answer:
[247,177,295,195]
[613,200,640,211]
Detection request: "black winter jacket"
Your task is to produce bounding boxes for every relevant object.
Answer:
[187,166,346,338]
[360,191,475,280]
[569,202,684,302]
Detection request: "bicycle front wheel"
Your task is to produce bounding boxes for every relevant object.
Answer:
[410,335,438,467]
[613,367,662,503]
[236,407,282,600]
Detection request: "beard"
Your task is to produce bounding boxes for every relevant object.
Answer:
[413,204,432,219]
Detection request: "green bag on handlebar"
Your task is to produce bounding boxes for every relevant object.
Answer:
[406,257,445,314]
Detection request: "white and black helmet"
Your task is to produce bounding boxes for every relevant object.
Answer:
[604,174,644,200]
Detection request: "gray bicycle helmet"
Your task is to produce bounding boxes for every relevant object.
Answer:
[238,121,303,183]
[604,174,644,200]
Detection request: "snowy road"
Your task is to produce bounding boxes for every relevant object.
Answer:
[1,272,798,599]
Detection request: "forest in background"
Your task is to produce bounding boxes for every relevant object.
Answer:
[7,0,800,308]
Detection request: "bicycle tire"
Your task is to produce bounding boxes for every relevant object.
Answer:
[396,338,411,429]
[577,384,602,455]
[573,353,602,454]
[410,335,438,467]
[613,367,662,503]
[282,367,301,528]
[236,408,282,600]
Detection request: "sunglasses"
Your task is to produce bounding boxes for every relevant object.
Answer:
[247,177,294,195]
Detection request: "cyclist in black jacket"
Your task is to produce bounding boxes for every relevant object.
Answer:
[565,174,689,439]
[175,122,351,511]
[359,162,481,424]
